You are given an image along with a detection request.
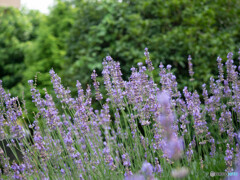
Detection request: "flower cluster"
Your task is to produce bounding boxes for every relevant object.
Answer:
[0,49,240,179]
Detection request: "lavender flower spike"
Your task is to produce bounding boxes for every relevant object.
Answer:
[141,161,153,177]
[144,47,154,72]
[188,55,194,81]
[91,69,103,101]
[225,143,234,172]
[157,91,184,160]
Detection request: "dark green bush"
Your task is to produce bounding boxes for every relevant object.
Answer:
[66,0,240,90]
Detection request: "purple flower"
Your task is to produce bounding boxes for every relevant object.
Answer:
[141,161,153,176]
[60,169,65,174]
[225,52,238,83]
[188,55,194,81]
[124,168,133,177]
[237,132,240,142]
[157,90,170,105]
[49,69,76,109]
[209,138,216,157]
[154,158,162,176]
[122,153,131,167]
[91,70,103,101]
[217,56,224,81]
[225,143,234,172]
[125,174,145,180]
[156,91,184,159]
[144,47,154,72]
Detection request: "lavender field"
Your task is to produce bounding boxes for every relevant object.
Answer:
[0,49,240,179]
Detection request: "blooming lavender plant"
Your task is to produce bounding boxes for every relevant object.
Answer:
[0,48,240,179]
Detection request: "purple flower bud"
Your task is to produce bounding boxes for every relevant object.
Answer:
[137,62,143,67]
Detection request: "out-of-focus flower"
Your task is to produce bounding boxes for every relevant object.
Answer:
[171,167,189,179]
[217,56,224,81]
[156,91,184,160]
[141,161,153,176]
[154,158,162,176]
[188,55,194,81]
[125,174,145,180]
[60,169,65,174]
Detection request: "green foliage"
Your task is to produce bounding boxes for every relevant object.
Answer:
[23,1,76,88]
[0,7,32,89]
[66,0,240,90]
[66,0,148,88]
[19,1,77,120]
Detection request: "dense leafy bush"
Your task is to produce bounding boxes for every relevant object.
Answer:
[17,2,76,119]
[66,0,240,89]
[0,7,32,90]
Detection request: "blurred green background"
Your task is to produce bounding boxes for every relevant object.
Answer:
[1,0,240,119]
